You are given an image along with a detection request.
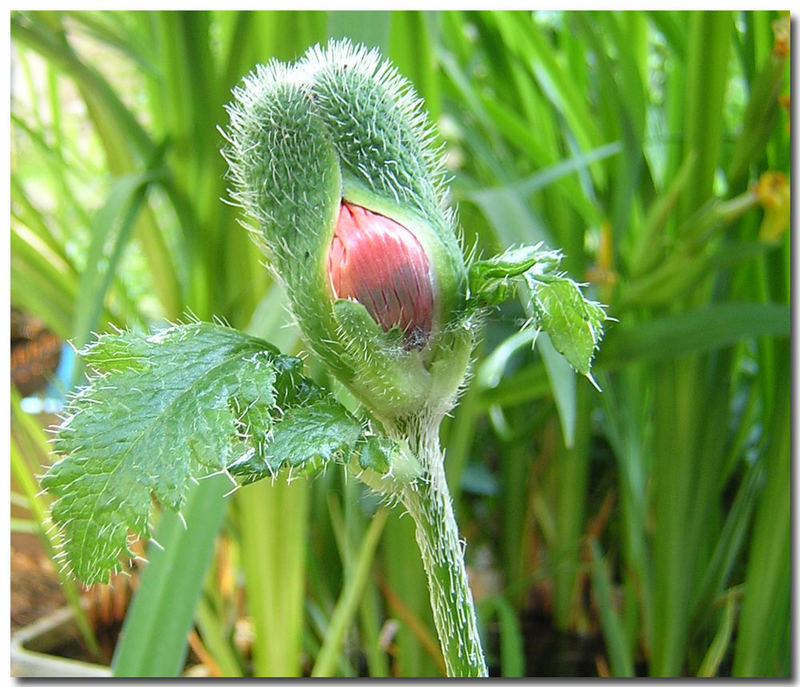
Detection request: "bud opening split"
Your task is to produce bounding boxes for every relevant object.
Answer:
[327,201,434,349]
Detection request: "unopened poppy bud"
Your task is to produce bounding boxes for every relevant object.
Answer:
[328,202,434,348]
[225,40,474,420]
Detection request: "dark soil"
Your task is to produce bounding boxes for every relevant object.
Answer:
[11,530,607,676]
[10,535,66,632]
[11,531,133,667]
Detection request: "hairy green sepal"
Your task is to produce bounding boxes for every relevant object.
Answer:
[468,245,608,376]
[43,323,407,584]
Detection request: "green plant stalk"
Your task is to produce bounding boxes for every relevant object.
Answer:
[478,596,525,677]
[697,592,736,678]
[552,382,590,630]
[381,504,439,676]
[311,508,388,677]
[679,11,732,222]
[195,595,244,678]
[650,357,700,677]
[236,478,308,677]
[393,414,488,678]
[358,572,391,677]
[732,341,790,676]
[589,540,634,677]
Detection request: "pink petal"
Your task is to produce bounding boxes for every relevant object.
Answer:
[327,201,434,348]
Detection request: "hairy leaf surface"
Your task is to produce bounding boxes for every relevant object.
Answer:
[228,400,363,485]
[524,275,607,376]
[468,245,608,376]
[43,322,363,584]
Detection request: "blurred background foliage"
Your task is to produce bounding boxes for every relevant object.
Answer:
[10,10,790,677]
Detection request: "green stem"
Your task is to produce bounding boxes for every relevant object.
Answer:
[394,414,488,677]
[311,508,388,677]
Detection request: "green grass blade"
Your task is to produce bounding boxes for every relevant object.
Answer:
[470,141,621,206]
[71,173,155,354]
[598,303,789,368]
[440,373,482,518]
[381,510,441,676]
[589,540,634,677]
[690,459,763,628]
[493,597,525,677]
[312,508,388,677]
[63,11,159,74]
[389,12,440,118]
[478,596,525,677]
[194,594,244,677]
[646,11,686,59]
[13,12,184,319]
[679,11,732,222]
[498,409,539,609]
[630,151,697,277]
[649,359,697,676]
[468,186,552,248]
[328,11,390,50]
[550,381,590,629]
[595,370,652,650]
[111,474,230,677]
[11,12,154,157]
[11,111,93,229]
[732,351,790,676]
[11,225,78,338]
[696,591,737,677]
[10,518,40,535]
[494,13,603,177]
[235,479,309,676]
[727,21,787,191]
[536,333,577,449]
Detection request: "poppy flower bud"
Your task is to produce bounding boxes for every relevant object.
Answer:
[328,202,434,348]
[225,40,473,420]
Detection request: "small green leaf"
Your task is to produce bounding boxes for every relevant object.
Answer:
[357,435,421,481]
[467,243,608,377]
[228,399,364,485]
[42,322,360,584]
[358,436,395,474]
[468,244,561,306]
[524,274,607,376]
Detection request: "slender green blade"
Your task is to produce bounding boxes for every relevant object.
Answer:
[111,474,230,677]
[236,479,309,676]
[732,356,790,676]
[312,508,388,676]
[599,303,789,368]
[589,541,634,677]
[328,10,390,51]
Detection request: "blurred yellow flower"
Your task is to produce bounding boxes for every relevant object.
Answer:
[754,171,790,243]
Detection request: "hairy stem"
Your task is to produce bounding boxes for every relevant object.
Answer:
[394,414,488,677]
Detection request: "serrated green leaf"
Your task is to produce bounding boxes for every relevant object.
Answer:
[467,243,608,376]
[468,244,562,307]
[42,322,360,584]
[228,399,363,485]
[358,436,395,475]
[353,435,422,498]
[525,274,607,376]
